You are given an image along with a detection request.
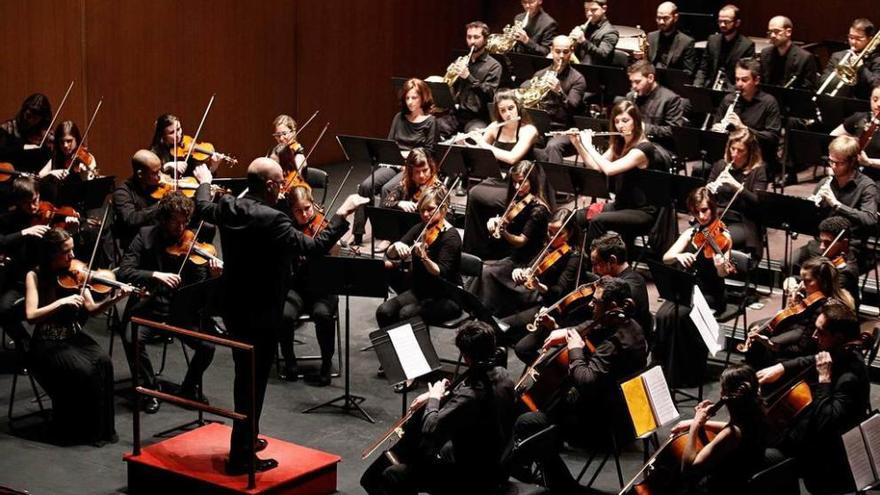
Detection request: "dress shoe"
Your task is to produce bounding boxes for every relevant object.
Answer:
[143,397,160,414]
[278,364,299,382]
[305,373,331,387]
[225,456,278,475]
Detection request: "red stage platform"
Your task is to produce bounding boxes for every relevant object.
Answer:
[123,423,341,495]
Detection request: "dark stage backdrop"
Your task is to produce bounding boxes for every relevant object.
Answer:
[1,0,877,178]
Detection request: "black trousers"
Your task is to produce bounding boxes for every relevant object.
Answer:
[462,177,508,260]
[278,289,337,367]
[582,205,655,248]
[0,284,28,351]
[375,289,460,328]
[227,319,277,461]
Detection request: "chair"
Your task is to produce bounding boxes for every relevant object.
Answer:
[718,250,755,365]
[498,424,556,495]
[429,252,485,376]
[747,454,800,495]
[275,310,343,379]
[3,300,48,428]
[305,167,330,204]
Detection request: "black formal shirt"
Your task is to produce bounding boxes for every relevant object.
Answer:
[760,44,819,90]
[453,51,502,122]
[397,222,462,298]
[821,50,880,101]
[388,112,437,154]
[512,9,557,56]
[522,65,586,129]
[649,29,698,76]
[535,247,579,306]
[612,141,666,212]
[112,177,160,251]
[618,266,652,339]
[812,170,879,237]
[637,84,685,148]
[694,32,755,89]
[714,90,782,154]
[575,18,619,66]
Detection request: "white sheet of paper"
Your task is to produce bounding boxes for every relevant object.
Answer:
[387,323,432,380]
[844,425,876,491]
[861,414,880,487]
[642,365,679,427]
[689,285,725,357]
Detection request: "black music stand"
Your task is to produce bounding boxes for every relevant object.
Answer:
[436,144,502,182]
[656,68,694,96]
[814,94,870,132]
[681,85,728,129]
[366,206,421,244]
[784,129,834,188]
[507,52,552,84]
[539,161,610,202]
[574,63,629,109]
[337,135,406,257]
[678,12,715,42]
[369,317,442,415]
[525,108,552,136]
[671,126,728,178]
[760,85,817,120]
[57,175,115,212]
[302,256,388,422]
[634,168,706,214]
[757,191,824,287]
[391,77,455,111]
[0,146,50,173]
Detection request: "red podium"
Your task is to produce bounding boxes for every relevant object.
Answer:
[124,423,341,495]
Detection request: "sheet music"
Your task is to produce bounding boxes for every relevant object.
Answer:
[642,366,679,427]
[689,285,725,356]
[387,323,432,380]
[862,414,880,487]
[843,425,876,491]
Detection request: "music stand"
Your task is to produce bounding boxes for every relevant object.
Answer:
[539,161,610,202]
[681,85,728,129]
[366,206,421,244]
[759,85,818,120]
[671,126,727,177]
[784,129,834,189]
[0,146,50,174]
[302,256,388,422]
[507,52,552,84]
[574,63,629,109]
[656,68,694,96]
[757,190,824,285]
[525,108,552,136]
[678,12,715,42]
[814,94,870,132]
[634,168,706,214]
[57,175,115,212]
[369,317,442,415]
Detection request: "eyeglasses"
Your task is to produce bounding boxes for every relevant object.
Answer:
[272,131,293,138]
[827,158,850,166]
[718,19,735,25]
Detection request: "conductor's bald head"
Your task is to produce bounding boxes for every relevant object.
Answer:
[247,157,284,204]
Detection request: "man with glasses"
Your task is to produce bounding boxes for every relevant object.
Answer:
[637,1,698,77]
[570,0,619,67]
[694,4,755,89]
[759,16,819,90]
[820,18,880,100]
[511,0,557,56]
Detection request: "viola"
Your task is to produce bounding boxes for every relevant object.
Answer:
[174,135,238,166]
[58,259,148,297]
[165,229,223,267]
[64,146,95,172]
[34,201,81,228]
[737,289,827,352]
[280,168,311,195]
[526,281,598,332]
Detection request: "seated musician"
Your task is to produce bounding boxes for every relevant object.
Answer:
[787,217,860,308]
[376,185,461,329]
[352,78,437,245]
[796,135,878,267]
[0,93,52,153]
[381,147,441,212]
[820,18,880,100]
[435,21,502,138]
[25,228,129,446]
[111,150,162,251]
[760,16,819,90]
[745,256,855,370]
[653,187,733,388]
[636,2,697,77]
[627,60,685,152]
[509,276,648,493]
[513,230,651,364]
[510,0,557,57]
[757,301,871,495]
[150,113,223,176]
[117,191,220,413]
[279,186,342,386]
[268,114,307,178]
[667,365,767,495]
[469,161,550,311]
[693,4,755,90]
[705,127,768,259]
[461,90,540,259]
[528,35,586,165]
[711,58,782,179]
[570,0,619,66]
[39,120,98,184]
[571,101,671,246]
[360,320,516,495]
[831,82,880,187]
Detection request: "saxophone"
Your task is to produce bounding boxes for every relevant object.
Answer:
[515,59,561,109]
[487,11,529,54]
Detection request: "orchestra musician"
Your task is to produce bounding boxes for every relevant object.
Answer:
[820,18,880,100]
[626,60,685,152]
[0,93,53,154]
[39,120,98,183]
[653,187,733,388]
[529,35,586,165]
[570,0,620,67]
[281,186,343,386]
[635,2,698,77]
[508,277,648,493]
[435,21,503,138]
[191,158,367,474]
[25,228,129,446]
[381,148,441,212]
[376,185,462,330]
[757,301,870,495]
[668,365,767,495]
[786,217,860,309]
[831,82,880,186]
[693,4,756,90]
[705,127,768,259]
[117,192,221,413]
[268,114,306,177]
[759,16,819,91]
[150,113,224,176]
[360,320,515,495]
[111,150,162,251]
[511,0,557,57]
[460,89,540,259]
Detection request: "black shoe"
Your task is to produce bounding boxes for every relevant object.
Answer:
[278,364,299,382]
[179,386,210,406]
[393,380,416,394]
[225,456,278,475]
[353,234,364,246]
[376,366,385,378]
[255,438,268,452]
[143,397,160,414]
[305,373,331,387]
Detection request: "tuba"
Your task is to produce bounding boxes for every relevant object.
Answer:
[515,59,561,109]
[487,11,529,54]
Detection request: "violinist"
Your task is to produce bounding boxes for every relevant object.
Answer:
[508,277,648,493]
[757,301,870,495]
[587,231,652,337]
[653,187,732,388]
[39,120,98,183]
[376,186,462,329]
[360,320,515,495]
[0,93,53,155]
[381,147,442,212]
[666,365,767,495]
[149,113,223,176]
[117,192,220,413]
[705,127,768,259]
[111,150,162,251]
[745,256,855,370]
[831,82,880,187]
[25,228,129,446]
[268,114,306,177]
[787,217,860,309]
[461,90,540,259]
[279,186,341,386]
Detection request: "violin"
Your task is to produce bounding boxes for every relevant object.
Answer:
[691,218,732,260]
[301,211,328,238]
[0,162,34,182]
[526,281,598,332]
[150,174,229,199]
[64,146,95,172]
[737,288,827,352]
[166,229,223,267]
[280,168,311,195]
[58,259,148,297]
[34,201,81,228]
[174,135,237,166]
[492,193,534,239]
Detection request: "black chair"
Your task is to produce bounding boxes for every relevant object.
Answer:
[718,250,755,365]
[429,252,485,377]
[275,310,343,380]
[305,167,330,204]
[747,454,800,495]
[500,425,557,495]
[4,300,48,428]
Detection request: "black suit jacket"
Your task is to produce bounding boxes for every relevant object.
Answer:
[694,32,756,88]
[112,177,160,251]
[821,49,880,100]
[194,183,348,332]
[759,44,819,90]
[513,9,557,56]
[647,29,698,76]
[575,18,619,66]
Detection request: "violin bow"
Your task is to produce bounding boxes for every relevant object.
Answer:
[312,165,355,237]
[298,110,320,135]
[414,177,460,246]
[65,97,103,174]
[177,221,205,278]
[39,80,75,148]
[79,201,112,297]
[183,94,216,165]
[498,160,537,224]
[303,122,331,164]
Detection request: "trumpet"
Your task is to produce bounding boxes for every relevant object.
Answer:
[545,128,625,137]
[487,11,529,54]
[443,46,475,87]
